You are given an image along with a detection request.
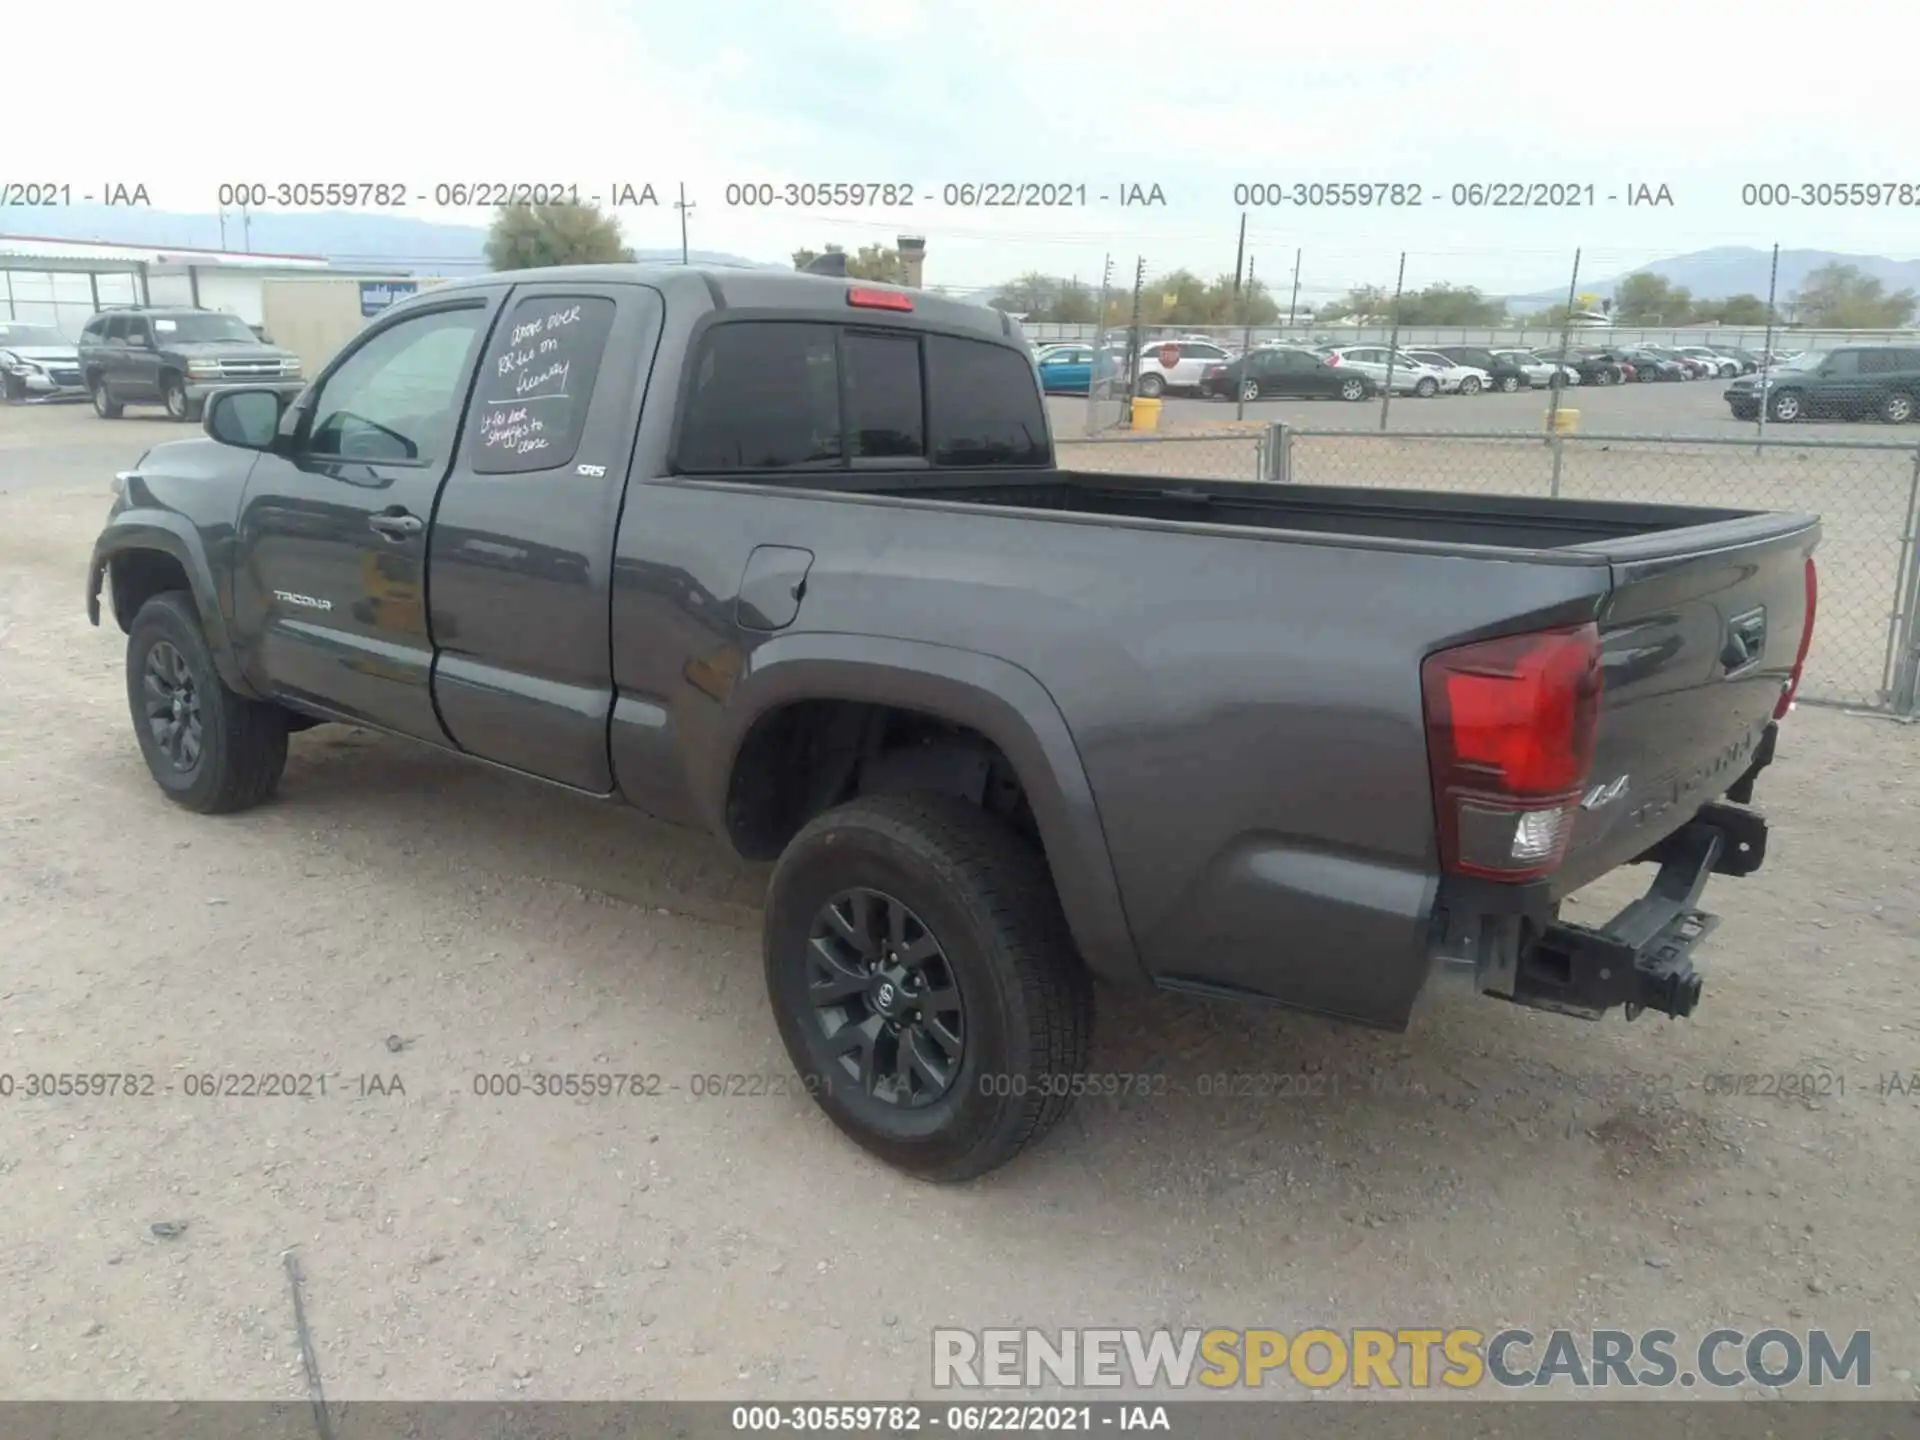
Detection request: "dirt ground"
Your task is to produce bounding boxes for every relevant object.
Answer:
[2,401,1919,1403]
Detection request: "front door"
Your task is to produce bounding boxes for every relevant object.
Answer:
[232,292,504,741]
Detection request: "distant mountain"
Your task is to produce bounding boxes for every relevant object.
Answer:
[1505,247,1920,307]
[2,205,769,274]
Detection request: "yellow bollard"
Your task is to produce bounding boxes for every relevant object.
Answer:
[1550,407,1580,435]
[1130,396,1163,433]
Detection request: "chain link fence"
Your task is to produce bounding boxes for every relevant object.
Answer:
[1054,428,1920,716]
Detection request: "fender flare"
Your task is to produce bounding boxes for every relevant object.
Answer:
[87,512,259,698]
[704,632,1147,988]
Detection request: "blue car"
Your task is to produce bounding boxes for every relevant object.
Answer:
[1035,344,1100,394]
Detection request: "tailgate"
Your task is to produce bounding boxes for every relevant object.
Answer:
[1553,512,1820,895]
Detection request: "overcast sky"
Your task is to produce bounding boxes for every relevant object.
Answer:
[12,0,1912,298]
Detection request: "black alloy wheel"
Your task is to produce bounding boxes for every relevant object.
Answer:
[141,639,204,773]
[806,888,965,1108]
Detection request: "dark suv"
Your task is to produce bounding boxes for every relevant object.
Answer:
[1725,344,1920,424]
[78,308,304,422]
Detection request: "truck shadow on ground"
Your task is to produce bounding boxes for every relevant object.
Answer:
[275,726,1743,1209]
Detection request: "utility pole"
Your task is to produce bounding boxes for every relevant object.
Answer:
[218,209,228,250]
[1231,212,1247,297]
[241,203,252,254]
[1286,247,1302,327]
[676,183,694,264]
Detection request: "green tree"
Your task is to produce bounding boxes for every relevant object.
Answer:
[1693,293,1773,325]
[485,202,633,270]
[791,242,907,283]
[1790,262,1918,328]
[1612,273,1695,324]
[1391,283,1507,325]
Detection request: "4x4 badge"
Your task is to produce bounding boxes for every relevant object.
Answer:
[1581,775,1629,810]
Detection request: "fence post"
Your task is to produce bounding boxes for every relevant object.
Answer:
[1891,444,1920,716]
[1265,422,1292,483]
[1548,432,1565,498]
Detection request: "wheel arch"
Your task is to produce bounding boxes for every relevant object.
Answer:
[88,517,259,698]
[705,633,1146,987]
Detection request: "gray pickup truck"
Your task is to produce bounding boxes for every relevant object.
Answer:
[87,265,1820,1180]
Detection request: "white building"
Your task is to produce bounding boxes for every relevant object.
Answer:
[0,234,404,338]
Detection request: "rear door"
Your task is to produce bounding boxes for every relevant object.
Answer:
[234,290,505,740]
[427,280,662,792]
[119,316,160,400]
[1553,517,1820,895]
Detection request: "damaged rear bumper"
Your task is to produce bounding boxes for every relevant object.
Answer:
[1430,799,1769,1023]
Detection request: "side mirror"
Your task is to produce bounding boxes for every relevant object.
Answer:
[204,387,287,451]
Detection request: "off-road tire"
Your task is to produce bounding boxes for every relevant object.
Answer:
[764,792,1094,1182]
[127,591,288,813]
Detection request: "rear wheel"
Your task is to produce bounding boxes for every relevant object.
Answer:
[1238,378,1261,403]
[1136,373,1165,398]
[126,592,289,813]
[1337,376,1368,402]
[1498,374,1521,393]
[91,376,123,418]
[763,792,1094,1182]
[1879,391,1915,424]
[1414,376,1439,398]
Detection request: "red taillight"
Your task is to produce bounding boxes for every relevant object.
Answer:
[1422,623,1604,882]
[848,286,913,311]
[1775,556,1818,719]
[1204,364,1224,378]
[1324,353,1341,365]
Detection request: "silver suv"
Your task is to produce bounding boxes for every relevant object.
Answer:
[1315,345,1443,397]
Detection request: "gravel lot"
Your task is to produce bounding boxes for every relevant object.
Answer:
[3,399,1919,1404]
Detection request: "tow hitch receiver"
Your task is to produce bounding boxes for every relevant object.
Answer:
[1507,813,1758,1021]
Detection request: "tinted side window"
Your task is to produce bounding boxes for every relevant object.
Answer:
[308,305,489,464]
[124,318,150,345]
[104,316,128,342]
[1822,350,1861,376]
[82,317,108,344]
[926,335,1047,467]
[679,322,841,472]
[841,331,924,459]
[470,294,618,474]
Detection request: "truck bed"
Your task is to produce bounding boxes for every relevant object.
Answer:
[779,467,1793,556]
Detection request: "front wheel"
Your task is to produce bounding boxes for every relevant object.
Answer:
[1768,389,1804,423]
[126,592,289,813]
[2,372,25,402]
[763,792,1094,1182]
[1458,376,1482,396]
[91,377,123,418]
[162,374,197,422]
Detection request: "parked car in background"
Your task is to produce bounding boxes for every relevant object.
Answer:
[1035,345,1099,394]
[1404,350,1494,395]
[1725,344,1920,424]
[1314,345,1444,397]
[1430,346,1534,393]
[1707,346,1762,374]
[1553,349,1627,385]
[78,307,305,422]
[1638,346,1713,379]
[1197,346,1376,402]
[0,321,85,402]
[1134,338,1234,397]
[1676,346,1742,378]
[1616,349,1687,382]
[1492,349,1579,388]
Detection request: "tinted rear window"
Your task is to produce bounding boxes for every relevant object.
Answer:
[676,322,1042,472]
[925,335,1048,467]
